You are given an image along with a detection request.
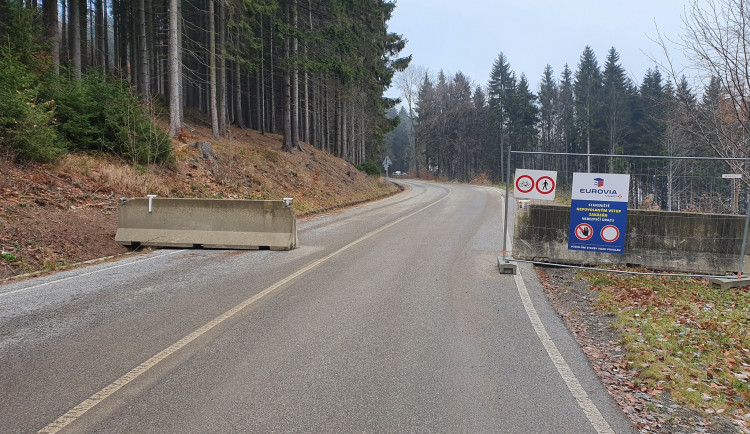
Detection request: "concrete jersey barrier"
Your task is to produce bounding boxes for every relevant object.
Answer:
[116,198,298,250]
[513,203,748,275]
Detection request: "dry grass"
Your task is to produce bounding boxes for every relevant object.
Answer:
[582,270,750,427]
[1,120,399,279]
[60,155,175,197]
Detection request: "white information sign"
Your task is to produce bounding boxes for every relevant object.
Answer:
[568,172,631,254]
[514,169,557,200]
[570,173,630,202]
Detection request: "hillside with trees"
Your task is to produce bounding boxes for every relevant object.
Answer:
[0,0,407,278]
[0,0,409,165]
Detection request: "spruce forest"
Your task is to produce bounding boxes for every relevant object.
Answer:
[388,47,739,186]
[0,0,409,165]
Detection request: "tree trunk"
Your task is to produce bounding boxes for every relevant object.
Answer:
[217,0,227,136]
[70,0,81,79]
[61,0,68,60]
[168,0,181,136]
[103,0,109,71]
[257,14,265,134]
[95,0,104,72]
[281,4,293,153]
[269,17,275,133]
[251,68,263,131]
[146,0,155,92]
[208,0,219,140]
[291,0,301,150]
[304,0,311,143]
[233,26,244,129]
[137,0,149,99]
[311,75,318,147]
[117,0,129,74]
[79,0,87,72]
[233,60,244,128]
[43,0,60,75]
[177,0,183,123]
[323,81,329,152]
[360,109,365,164]
[342,99,348,160]
[87,0,92,62]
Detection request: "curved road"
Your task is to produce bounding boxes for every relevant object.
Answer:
[0,181,633,433]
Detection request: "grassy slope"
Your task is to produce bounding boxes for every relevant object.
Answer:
[0,124,398,279]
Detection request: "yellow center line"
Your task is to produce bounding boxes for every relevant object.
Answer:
[38,189,451,434]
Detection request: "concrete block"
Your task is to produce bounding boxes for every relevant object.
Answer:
[513,203,750,275]
[709,277,750,290]
[116,198,298,250]
[497,257,518,274]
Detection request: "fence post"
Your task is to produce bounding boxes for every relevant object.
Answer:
[738,193,750,278]
[502,147,512,262]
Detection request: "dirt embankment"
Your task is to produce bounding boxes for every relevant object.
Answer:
[0,126,398,280]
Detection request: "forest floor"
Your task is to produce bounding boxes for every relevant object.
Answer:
[0,120,398,280]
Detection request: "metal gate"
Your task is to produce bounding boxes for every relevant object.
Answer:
[500,150,750,279]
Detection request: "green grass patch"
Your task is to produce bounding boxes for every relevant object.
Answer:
[580,269,750,416]
[1,252,17,261]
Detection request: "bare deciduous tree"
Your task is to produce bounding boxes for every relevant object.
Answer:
[659,0,750,179]
[395,64,427,174]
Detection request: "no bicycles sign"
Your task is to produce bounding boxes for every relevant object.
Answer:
[514,169,557,200]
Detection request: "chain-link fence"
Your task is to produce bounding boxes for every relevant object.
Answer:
[505,151,750,277]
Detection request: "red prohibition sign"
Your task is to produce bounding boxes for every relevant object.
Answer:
[536,176,555,194]
[515,175,534,194]
[601,225,620,242]
[574,223,594,241]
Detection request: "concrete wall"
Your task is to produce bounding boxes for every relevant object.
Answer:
[116,198,298,250]
[512,203,747,275]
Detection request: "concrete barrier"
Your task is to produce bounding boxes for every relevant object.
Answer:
[513,203,748,275]
[116,198,298,250]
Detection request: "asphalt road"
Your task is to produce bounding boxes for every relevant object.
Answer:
[0,180,634,433]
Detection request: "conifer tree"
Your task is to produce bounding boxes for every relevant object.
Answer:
[509,74,538,152]
[602,47,631,170]
[538,65,557,153]
[574,46,603,171]
[488,53,516,181]
[558,65,576,159]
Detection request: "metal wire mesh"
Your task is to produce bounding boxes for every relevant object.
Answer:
[511,152,747,214]
[507,151,750,276]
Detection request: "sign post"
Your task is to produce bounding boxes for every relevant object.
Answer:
[382,155,393,178]
[723,174,743,214]
[568,173,630,254]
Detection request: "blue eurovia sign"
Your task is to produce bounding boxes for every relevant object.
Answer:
[568,173,630,254]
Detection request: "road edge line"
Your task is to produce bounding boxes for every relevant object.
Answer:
[513,268,615,434]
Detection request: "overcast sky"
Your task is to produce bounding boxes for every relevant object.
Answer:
[386,0,693,98]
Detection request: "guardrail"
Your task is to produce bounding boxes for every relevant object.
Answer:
[115,198,298,250]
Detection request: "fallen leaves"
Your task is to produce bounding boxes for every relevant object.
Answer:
[539,266,750,433]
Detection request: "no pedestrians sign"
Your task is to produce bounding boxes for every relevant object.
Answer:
[514,169,557,200]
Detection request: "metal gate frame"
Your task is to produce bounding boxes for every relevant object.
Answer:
[500,148,750,282]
